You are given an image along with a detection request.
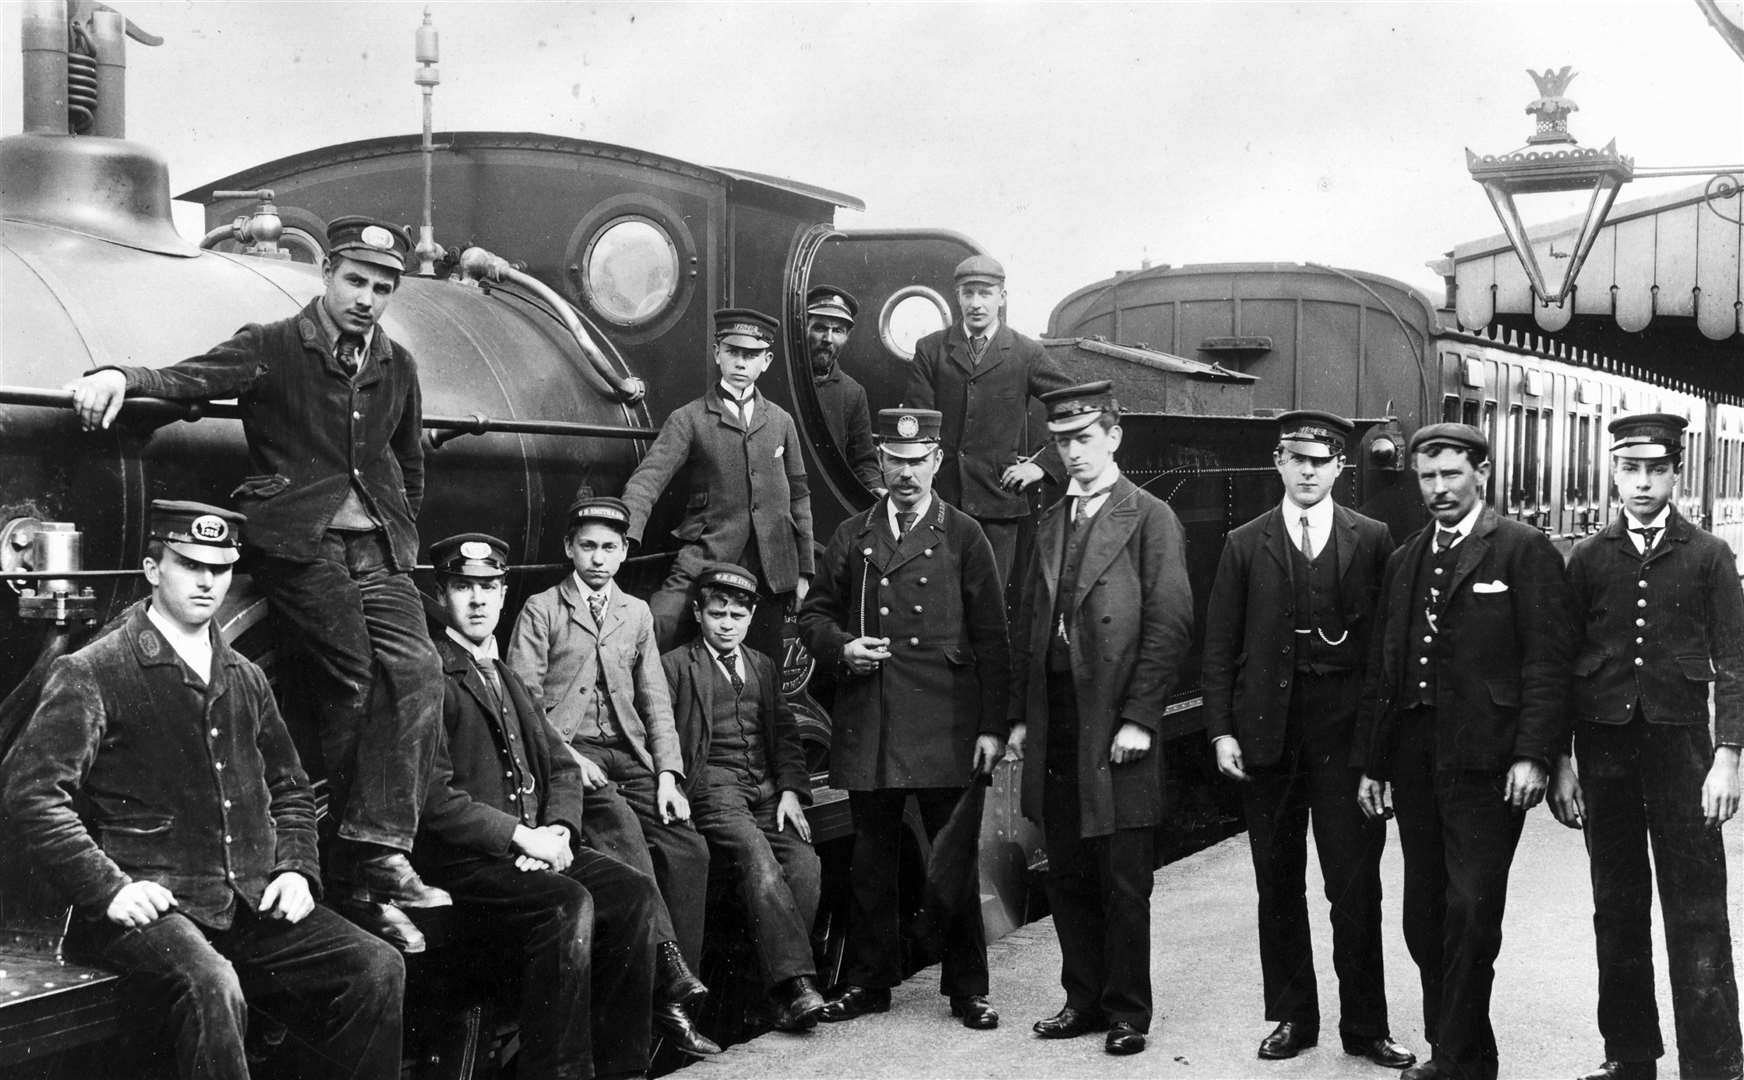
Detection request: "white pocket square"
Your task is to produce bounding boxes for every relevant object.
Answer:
[1472,580,1509,594]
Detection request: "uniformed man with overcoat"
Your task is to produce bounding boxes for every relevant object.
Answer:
[1006,382,1193,1057]
[798,408,1010,1030]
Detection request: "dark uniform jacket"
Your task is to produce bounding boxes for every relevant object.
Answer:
[620,385,815,595]
[1357,508,1573,780]
[2,602,319,928]
[105,299,425,569]
[1010,477,1194,837]
[1568,508,1744,744]
[1202,502,1395,766]
[415,634,586,872]
[799,496,1010,790]
[904,324,1071,521]
[661,641,811,803]
[813,367,881,491]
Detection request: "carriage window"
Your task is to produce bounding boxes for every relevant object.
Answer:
[581,217,679,326]
[1509,405,1526,511]
[1442,395,1460,423]
[1461,399,1479,429]
[879,287,951,361]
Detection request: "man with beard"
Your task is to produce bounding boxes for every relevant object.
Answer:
[805,285,882,494]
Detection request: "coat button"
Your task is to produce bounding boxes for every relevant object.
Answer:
[1637,599,1647,608]
[914,605,924,613]
[879,606,890,616]
[910,637,920,646]
[1419,657,1428,665]
[1635,637,1644,645]
[880,578,890,587]
[919,577,928,585]
[1634,657,1644,667]
[1278,679,1288,688]
[209,727,219,738]
[1102,615,1112,624]
[863,547,873,556]
[1422,635,1433,644]
[1433,567,1444,575]
[1638,580,1648,588]
[1418,680,1428,689]
[924,549,934,557]
[1635,618,1646,627]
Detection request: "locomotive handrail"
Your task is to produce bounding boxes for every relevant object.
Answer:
[0,386,657,441]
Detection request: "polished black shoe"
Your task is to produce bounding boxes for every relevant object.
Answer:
[1259,1020,1320,1060]
[817,984,890,1022]
[772,975,826,1032]
[1576,1062,1657,1080]
[949,994,999,1029]
[656,940,708,1008]
[1033,1005,1112,1039]
[651,1001,721,1057]
[333,897,428,954]
[329,845,452,908]
[1401,1062,1451,1080]
[1106,1021,1147,1056]
[1344,1034,1417,1069]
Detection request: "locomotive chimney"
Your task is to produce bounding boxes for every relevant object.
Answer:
[20,0,70,135]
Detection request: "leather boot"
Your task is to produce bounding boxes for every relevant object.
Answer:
[652,1001,721,1057]
[657,940,707,1008]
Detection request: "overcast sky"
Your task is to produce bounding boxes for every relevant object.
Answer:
[4,1,1740,330]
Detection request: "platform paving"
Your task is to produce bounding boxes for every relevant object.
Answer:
[695,809,1744,1079]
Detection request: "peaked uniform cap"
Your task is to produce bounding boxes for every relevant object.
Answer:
[805,285,858,327]
[698,563,761,601]
[150,499,245,566]
[874,408,943,460]
[567,495,632,532]
[1278,409,1353,458]
[1041,380,1121,434]
[326,215,411,274]
[714,308,779,350]
[430,532,509,579]
[1608,412,1686,460]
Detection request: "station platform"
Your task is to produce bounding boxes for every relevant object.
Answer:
[701,809,1744,1079]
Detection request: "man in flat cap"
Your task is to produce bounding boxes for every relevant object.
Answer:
[1202,411,1412,1068]
[3,501,404,1080]
[904,254,1072,592]
[1006,382,1193,1057]
[620,307,815,660]
[416,531,666,1079]
[64,214,450,934]
[1549,413,1743,1080]
[799,408,1010,1031]
[1355,423,1573,1080]
[805,284,883,494]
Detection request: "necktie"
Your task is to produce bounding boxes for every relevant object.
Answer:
[1632,526,1661,553]
[1435,527,1459,554]
[587,592,605,626]
[896,510,917,537]
[718,650,743,694]
[473,658,503,708]
[337,334,363,376]
[970,334,988,365]
[1299,513,1315,560]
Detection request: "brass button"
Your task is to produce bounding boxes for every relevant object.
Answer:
[1637,599,1647,608]
[1634,657,1645,667]
[879,606,890,616]
[910,637,920,646]
[913,605,923,613]
[918,577,928,585]
[880,577,890,587]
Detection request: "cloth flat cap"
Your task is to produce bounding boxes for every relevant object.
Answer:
[430,533,509,579]
[567,495,631,531]
[1041,381,1121,434]
[1608,412,1686,460]
[326,215,411,274]
[714,308,779,350]
[699,563,761,601]
[874,409,943,460]
[1408,422,1488,459]
[953,255,1005,287]
[805,285,858,327]
[1278,410,1353,459]
[150,499,244,566]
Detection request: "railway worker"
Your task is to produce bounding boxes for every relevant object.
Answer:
[619,307,815,658]
[662,564,827,1033]
[903,254,1073,591]
[1200,411,1415,1069]
[1548,412,1744,1080]
[1,500,404,1080]
[805,284,884,494]
[1005,381,1193,1058]
[1355,422,1574,1080]
[506,494,720,1058]
[63,215,450,946]
[797,407,1010,1030]
[415,532,666,1080]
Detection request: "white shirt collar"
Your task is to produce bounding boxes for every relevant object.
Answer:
[962,319,1000,344]
[1281,495,1336,552]
[570,574,612,608]
[1067,463,1121,500]
[718,382,756,405]
[315,302,375,363]
[1623,505,1671,532]
[887,492,934,537]
[445,625,500,665]
[145,601,214,682]
[1438,501,1484,542]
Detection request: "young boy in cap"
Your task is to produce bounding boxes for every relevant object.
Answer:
[416,531,666,1079]
[1550,413,1743,1080]
[662,564,826,1032]
[805,284,883,493]
[905,254,1072,589]
[1006,382,1193,1057]
[507,495,719,1057]
[3,500,404,1080]
[63,215,449,939]
[1201,411,1413,1068]
[799,408,1010,1032]
[619,307,815,657]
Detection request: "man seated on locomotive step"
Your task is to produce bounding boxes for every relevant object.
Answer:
[662,564,827,1033]
[64,215,449,951]
[805,284,883,494]
[2,500,405,1080]
[508,494,719,1057]
[414,532,665,1079]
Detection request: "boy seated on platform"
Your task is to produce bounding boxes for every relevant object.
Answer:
[662,565,826,1032]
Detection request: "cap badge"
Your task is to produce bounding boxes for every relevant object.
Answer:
[459,541,492,560]
[897,414,920,439]
[360,225,395,250]
[190,514,229,542]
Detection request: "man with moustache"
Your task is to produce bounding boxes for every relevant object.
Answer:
[904,255,1072,588]
[63,216,448,947]
[1202,411,1412,1069]
[805,285,882,494]
[1356,423,1573,1080]
[1550,413,1743,1080]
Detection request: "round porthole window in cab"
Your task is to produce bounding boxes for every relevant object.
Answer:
[879,286,952,361]
[582,217,679,326]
